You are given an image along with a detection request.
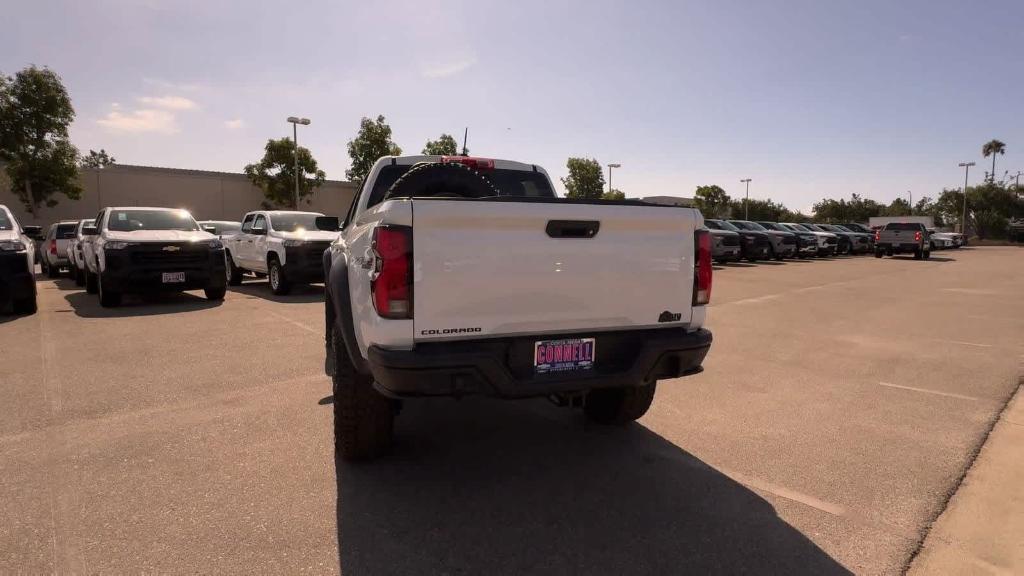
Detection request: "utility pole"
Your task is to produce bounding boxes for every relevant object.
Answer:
[908,190,912,213]
[287,116,311,208]
[607,163,621,196]
[740,178,752,220]
[958,162,975,235]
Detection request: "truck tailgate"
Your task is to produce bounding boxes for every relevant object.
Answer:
[411,199,699,341]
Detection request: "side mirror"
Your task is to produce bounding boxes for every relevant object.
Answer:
[315,216,341,232]
[251,226,266,236]
[82,225,99,236]
[202,225,218,234]
[22,225,42,240]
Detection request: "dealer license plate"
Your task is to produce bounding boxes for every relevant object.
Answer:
[162,272,186,283]
[534,338,596,374]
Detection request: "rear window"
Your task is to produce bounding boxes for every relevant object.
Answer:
[57,224,78,239]
[884,223,923,231]
[365,165,555,208]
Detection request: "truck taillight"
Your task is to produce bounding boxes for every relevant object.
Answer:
[914,231,922,242]
[371,225,413,319]
[875,230,881,242]
[441,156,495,171]
[693,229,712,306]
[49,239,57,254]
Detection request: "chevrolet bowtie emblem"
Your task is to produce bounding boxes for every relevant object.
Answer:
[162,246,181,252]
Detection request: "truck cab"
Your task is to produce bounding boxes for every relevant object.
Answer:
[322,155,714,460]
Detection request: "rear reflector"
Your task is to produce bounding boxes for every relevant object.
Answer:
[371,225,413,319]
[441,156,495,171]
[914,231,922,242]
[693,229,712,306]
[50,239,57,254]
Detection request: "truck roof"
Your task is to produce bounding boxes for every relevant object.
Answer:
[380,155,543,173]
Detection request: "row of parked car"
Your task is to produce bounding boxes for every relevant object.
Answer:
[701,219,964,263]
[21,206,342,310]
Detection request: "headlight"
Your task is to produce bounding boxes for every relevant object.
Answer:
[0,240,26,252]
[282,239,307,247]
[105,241,139,250]
[207,239,223,249]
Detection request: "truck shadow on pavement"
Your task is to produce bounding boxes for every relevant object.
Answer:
[227,281,324,304]
[335,398,852,575]
[64,291,222,318]
[887,255,956,262]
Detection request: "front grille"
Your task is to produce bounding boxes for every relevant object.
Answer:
[825,237,838,245]
[782,236,797,245]
[721,235,740,247]
[129,243,209,265]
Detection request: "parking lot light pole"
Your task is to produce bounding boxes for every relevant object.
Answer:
[607,163,621,196]
[740,179,752,220]
[287,116,311,209]
[958,162,975,235]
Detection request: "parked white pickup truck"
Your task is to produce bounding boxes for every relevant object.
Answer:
[322,156,714,459]
[222,211,339,294]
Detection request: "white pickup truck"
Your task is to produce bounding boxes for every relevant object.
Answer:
[222,210,340,295]
[0,204,40,315]
[322,156,714,459]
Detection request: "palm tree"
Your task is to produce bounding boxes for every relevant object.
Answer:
[982,139,1006,182]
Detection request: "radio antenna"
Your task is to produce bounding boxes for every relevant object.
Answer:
[462,127,468,156]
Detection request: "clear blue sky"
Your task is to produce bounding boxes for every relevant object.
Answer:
[3,0,1022,211]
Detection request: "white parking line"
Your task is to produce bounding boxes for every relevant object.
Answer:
[931,339,994,349]
[878,381,979,401]
[264,309,318,335]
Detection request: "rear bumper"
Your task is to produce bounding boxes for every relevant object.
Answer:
[0,253,35,303]
[367,327,713,399]
[879,243,922,253]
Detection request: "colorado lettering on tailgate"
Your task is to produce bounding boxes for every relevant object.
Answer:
[420,327,483,335]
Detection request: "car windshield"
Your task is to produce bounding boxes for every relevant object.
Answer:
[846,224,869,232]
[107,209,200,232]
[0,209,13,231]
[707,219,740,231]
[77,219,95,233]
[733,221,767,231]
[832,225,851,232]
[269,213,322,232]
[365,164,556,208]
[801,224,822,231]
[757,222,783,231]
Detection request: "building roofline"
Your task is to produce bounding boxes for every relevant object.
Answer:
[85,164,353,186]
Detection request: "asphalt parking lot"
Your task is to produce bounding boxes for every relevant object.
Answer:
[1,247,1021,574]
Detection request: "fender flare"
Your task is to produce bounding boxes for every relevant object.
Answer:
[324,248,370,375]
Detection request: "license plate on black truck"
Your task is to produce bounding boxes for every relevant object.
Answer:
[534,338,595,374]
[162,272,186,283]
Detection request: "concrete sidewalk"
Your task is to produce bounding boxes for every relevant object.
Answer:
[909,383,1024,575]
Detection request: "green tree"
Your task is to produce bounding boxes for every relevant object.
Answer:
[602,189,626,200]
[345,115,402,184]
[982,139,1006,183]
[422,133,460,156]
[80,149,115,169]
[244,138,326,209]
[693,185,731,218]
[883,198,912,216]
[0,66,81,214]
[734,198,792,221]
[561,157,605,199]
